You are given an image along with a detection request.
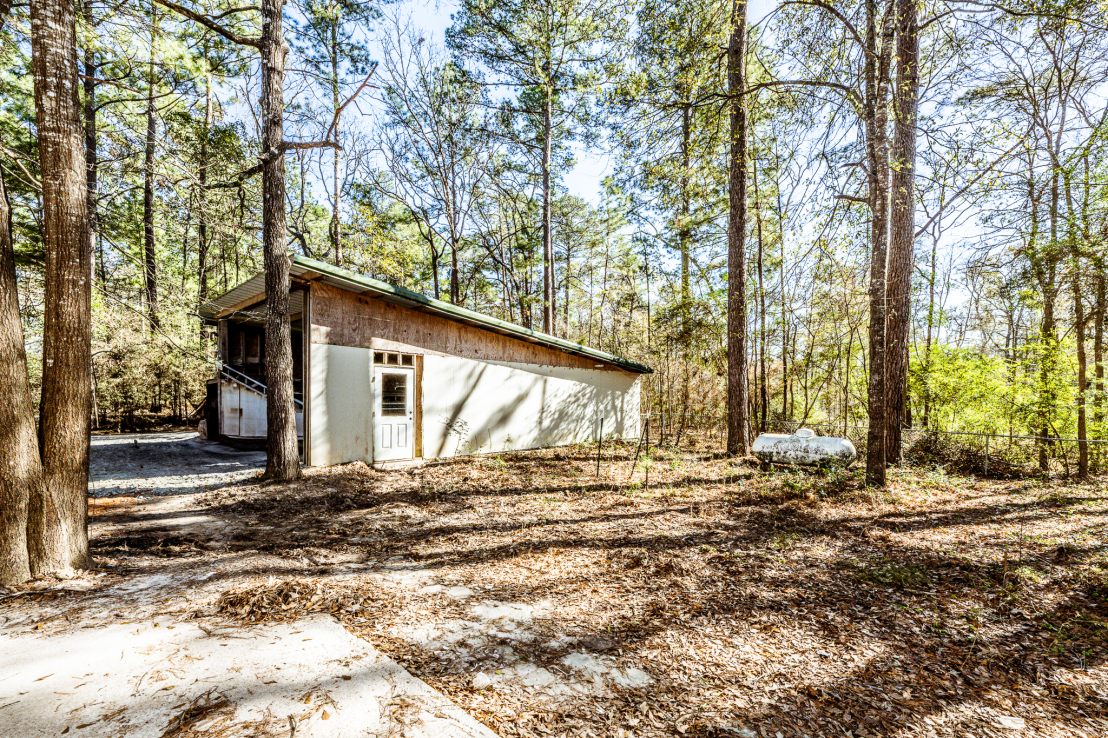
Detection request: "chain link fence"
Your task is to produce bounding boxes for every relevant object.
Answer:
[637,413,1108,478]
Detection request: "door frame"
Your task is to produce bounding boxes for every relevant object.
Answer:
[371,350,422,462]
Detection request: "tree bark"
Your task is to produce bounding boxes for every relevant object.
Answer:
[1075,264,1088,478]
[1038,166,1061,471]
[329,22,342,265]
[0,167,41,585]
[776,174,788,421]
[864,0,894,487]
[922,233,937,429]
[197,65,212,306]
[450,237,460,305]
[1067,166,1088,478]
[261,0,300,480]
[29,0,93,574]
[752,143,767,432]
[885,0,918,463]
[1093,271,1104,472]
[726,0,750,456]
[563,237,571,336]
[679,102,692,339]
[541,84,555,335]
[143,2,160,329]
[82,0,101,288]
[428,229,440,300]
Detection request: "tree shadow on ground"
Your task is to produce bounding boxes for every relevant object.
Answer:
[68,448,1108,737]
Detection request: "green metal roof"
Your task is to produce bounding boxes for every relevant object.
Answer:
[201,254,652,374]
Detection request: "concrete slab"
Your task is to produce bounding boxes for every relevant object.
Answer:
[0,615,497,738]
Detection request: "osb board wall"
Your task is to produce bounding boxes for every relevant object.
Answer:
[309,282,626,373]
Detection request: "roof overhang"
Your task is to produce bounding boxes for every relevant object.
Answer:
[199,255,653,374]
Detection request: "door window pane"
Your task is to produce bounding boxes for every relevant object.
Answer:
[381,373,407,416]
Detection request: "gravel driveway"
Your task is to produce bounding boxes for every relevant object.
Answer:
[89,432,266,497]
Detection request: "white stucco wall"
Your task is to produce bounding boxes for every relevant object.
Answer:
[309,344,372,466]
[420,355,641,460]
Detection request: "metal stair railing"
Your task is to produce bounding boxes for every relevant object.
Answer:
[220,363,303,410]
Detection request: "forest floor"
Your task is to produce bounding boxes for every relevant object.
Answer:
[2,441,1107,737]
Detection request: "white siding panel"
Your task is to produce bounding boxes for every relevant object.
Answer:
[309,343,372,465]
[421,356,640,460]
[219,380,302,438]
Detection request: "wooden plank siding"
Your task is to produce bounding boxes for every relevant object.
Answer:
[308,282,632,374]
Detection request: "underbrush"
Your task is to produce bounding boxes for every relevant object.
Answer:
[905,432,1033,479]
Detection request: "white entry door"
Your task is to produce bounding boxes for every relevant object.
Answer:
[374,366,414,461]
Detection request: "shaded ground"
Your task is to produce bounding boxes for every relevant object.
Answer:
[3,443,1107,737]
[89,431,266,497]
[0,616,495,738]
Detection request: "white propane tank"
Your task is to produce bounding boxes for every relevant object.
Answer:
[752,427,857,467]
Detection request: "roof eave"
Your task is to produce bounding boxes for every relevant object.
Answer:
[198,256,654,375]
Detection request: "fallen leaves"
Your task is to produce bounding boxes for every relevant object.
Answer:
[73,441,1108,738]
[215,580,378,623]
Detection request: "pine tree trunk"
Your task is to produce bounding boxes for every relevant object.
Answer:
[922,235,937,429]
[143,3,159,329]
[679,103,691,338]
[1038,166,1061,471]
[1093,272,1104,472]
[82,0,101,288]
[1067,170,1088,478]
[330,23,342,265]
[885,0,918,463]
[752,143,767,432]
[429,230,440,300]
[563,240,571,336]
[29,0,93,574]
[541,86,555,335]
[450,238,460,305]
[1039,293,1055,471]
[0,167,41,585]
[197,67,212,306]
[1075,267,1088,478]
[864,0,894,487]
[726,0,749,456]
[777,181,788,421]
[261,0,300,480]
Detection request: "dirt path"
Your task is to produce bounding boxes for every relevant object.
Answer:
[89,432,266,497]
[1,487,496,737]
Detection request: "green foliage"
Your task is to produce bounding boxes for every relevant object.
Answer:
[913,341,1081,440]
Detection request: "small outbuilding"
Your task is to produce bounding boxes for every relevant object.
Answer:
[199,255,651,467]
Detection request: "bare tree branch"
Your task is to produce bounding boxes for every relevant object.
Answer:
[205,162,263,189]
[0,146,42,192]
[281,140,340,152]
[914,135,1028,238]
[152,0,260,48]
[323,64,378,143]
